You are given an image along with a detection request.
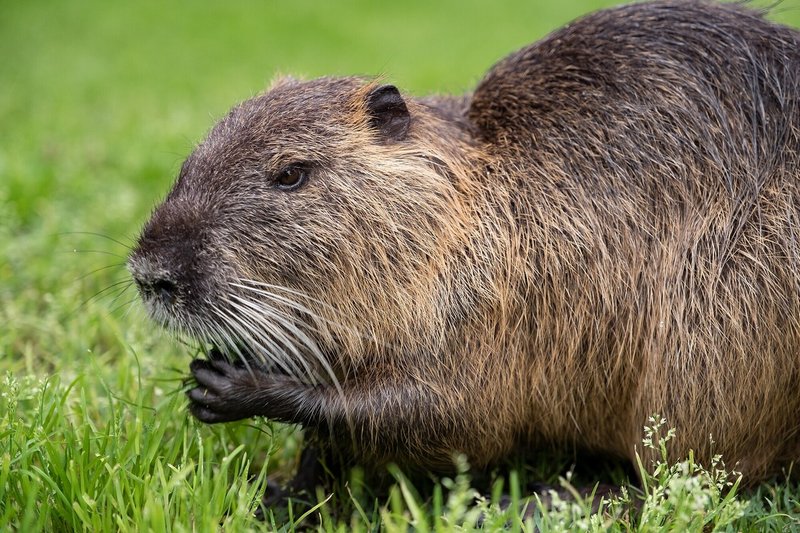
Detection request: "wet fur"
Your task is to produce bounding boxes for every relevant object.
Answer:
[130,0,800,494]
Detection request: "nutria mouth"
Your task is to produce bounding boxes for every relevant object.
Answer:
[206,343,311,377]
[206,344,264,369]
[207,346,231,361]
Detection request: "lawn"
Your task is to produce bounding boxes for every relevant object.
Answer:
[2,0,799,530]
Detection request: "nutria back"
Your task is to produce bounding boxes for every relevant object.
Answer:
[130,0,800,484]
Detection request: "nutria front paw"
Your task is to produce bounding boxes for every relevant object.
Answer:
[187,358,254,423]
[187,358,321,425]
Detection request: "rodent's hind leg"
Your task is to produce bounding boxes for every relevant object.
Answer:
[256,443,336,520]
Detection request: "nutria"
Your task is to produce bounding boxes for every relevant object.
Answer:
[128,0,800,506]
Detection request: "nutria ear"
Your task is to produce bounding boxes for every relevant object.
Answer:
[365,84,410,143]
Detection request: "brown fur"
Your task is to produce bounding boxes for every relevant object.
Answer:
[129,0,800,486]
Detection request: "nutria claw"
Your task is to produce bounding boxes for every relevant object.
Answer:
[188,359,284,423]
[187,358,326,425]
[187,358,253,423]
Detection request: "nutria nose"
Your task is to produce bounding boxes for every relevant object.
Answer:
[134,275,178,306]
[128,255,180,306]
[128,196,214,309]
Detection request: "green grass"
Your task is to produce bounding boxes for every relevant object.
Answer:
[2,0,800,530]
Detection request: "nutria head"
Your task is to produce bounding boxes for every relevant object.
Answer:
[128,77,479,381]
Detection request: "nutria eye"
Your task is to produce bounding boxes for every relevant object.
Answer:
[275,164,308,191]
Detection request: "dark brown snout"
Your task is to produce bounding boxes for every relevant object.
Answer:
[128,198,222,326]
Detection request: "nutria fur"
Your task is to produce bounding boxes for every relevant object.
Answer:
[129,0,800,497]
